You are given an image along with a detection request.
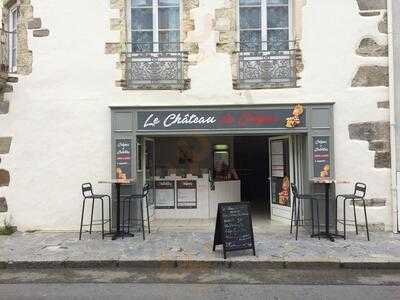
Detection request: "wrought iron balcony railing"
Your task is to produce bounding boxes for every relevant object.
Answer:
[234,41,297,90]
[0,28,12,74]
[125,42,189,90]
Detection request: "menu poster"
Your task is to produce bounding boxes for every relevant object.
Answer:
[177,180,197,209]
[313,136,331,178]
[155,180,175,209]
[116,139,132,180]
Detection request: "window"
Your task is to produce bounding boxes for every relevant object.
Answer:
[239,0,291,51]
[8,4,19,72]
[130,0,180,53]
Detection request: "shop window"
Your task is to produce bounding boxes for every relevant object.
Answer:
[126,0,188,90]
[236,0,297,89]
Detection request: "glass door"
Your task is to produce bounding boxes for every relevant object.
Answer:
[269,136,293,221]
[143,138,155,220]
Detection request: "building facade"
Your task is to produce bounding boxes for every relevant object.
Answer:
[0,0,394,232]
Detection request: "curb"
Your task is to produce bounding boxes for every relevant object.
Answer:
[1,259,400,270]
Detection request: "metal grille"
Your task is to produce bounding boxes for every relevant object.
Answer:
[125,42,188,90]
[235,41,297,89]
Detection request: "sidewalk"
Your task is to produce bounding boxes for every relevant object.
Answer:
[1,222,400,270]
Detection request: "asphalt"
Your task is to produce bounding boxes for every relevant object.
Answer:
[2,268,400,300]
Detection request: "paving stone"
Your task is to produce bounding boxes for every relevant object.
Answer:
[1,226,400,269]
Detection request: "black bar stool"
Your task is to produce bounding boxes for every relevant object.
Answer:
[290,183,321,240]
[336,182,370,241]
[79,183,111,240]
[122,183,151,240]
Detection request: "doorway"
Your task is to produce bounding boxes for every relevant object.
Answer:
[234,135,305,223]
[234,136,269,220]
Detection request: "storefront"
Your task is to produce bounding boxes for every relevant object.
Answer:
[111,104,334,224]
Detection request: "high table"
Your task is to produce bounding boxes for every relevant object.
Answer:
[311,178,350,241]
[99,179,135,240]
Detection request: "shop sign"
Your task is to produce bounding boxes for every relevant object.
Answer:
[116,139,132,180]
[137,106,306,131]
[312,136,331,178]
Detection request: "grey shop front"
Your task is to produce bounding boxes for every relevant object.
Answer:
[111,103,334,224]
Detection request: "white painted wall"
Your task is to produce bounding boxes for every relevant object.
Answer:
[0,0,391,231]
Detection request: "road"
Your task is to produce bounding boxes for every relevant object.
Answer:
[1,268,400,299]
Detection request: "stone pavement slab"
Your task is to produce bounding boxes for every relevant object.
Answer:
[1,226,400,269]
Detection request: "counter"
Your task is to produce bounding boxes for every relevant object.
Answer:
[153,175,241,219]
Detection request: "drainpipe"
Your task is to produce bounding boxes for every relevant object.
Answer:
[388,0,399,233]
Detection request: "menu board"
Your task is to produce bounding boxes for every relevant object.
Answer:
[155,180,175,209]
[213,202,256,259]
[313,136,331,178]
[176,180,197,209]
[116,139,132,180]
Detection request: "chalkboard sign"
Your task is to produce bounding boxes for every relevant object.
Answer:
[116,139,132,180]
[213,202,256,259]
[155,180,175,209]
[313,136,331,178]
[177,180,197,209]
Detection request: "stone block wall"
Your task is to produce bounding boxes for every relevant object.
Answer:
[350,0,390,170]
[0,0,49,215]
[349,121,390,168]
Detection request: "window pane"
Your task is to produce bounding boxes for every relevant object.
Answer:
[132,31,153,52]
[159,30,180,52]
[240,30,261,51]
[267,0,288,4]
[239,0,261,5]
[132,8,153,30]
[240,7,261,29]
[159,0,179,6]
[132,0,152,7]
[159,7,179,29]
[267,29,289,50]
[267,6,288,28]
